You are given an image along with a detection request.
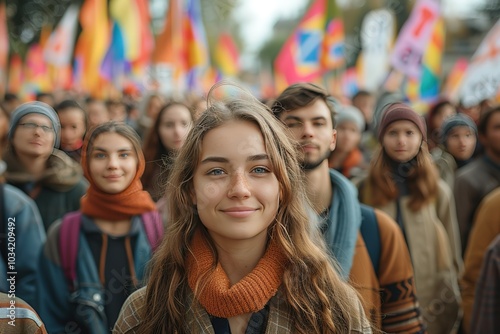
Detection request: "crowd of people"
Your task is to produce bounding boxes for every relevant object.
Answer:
[0,83,499,333]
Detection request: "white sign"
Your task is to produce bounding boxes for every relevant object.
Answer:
[358,9,395,91]
[458,19,500,107]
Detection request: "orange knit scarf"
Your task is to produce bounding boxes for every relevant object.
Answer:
[186,229,288,318]
[79,133,156,221]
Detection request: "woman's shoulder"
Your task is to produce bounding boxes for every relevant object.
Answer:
[113,287,147,334]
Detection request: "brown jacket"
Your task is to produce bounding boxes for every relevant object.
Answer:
[0,293,47,334]
[461,188,500,333]
[113,287,372,333]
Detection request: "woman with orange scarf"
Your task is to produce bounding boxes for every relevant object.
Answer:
[113,86,372,334]
[37,122,163,333]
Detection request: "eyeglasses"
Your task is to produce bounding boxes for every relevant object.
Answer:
[18,122,53,133]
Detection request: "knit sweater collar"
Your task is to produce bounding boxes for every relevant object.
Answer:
[186,229,288,318]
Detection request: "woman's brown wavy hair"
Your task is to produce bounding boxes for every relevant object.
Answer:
[140,83,367,333]
[361,142,438,211]
[141,101,193,198]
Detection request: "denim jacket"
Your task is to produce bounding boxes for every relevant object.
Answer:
[0,184,46,309]
[37,214,154,334]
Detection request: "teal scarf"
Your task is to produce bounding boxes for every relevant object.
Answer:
[323,169,362,280]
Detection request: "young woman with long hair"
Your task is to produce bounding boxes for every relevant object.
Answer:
[114,86,372,334]
[38,122,163,333]
[141,101,193,201]
[358,103,462,334]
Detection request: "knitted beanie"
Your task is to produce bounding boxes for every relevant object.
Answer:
[440,113,477,144]
[8,101,61,148]
[335,105,365,132]
[377,103,427,142]
[372,91,405,133]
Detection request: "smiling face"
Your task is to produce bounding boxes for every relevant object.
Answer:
[280,99,336,170]
[382,120,423,163]
[11,113,55,159]
[158,104,193,151]
[191,120,280,247]
[88,132,138,194]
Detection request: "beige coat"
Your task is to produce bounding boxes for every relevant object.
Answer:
[432,147,457,191]
[362,179,463,334]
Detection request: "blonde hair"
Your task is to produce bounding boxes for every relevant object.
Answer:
[142,84,366,333]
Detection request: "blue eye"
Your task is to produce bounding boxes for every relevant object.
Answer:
[120,153,130,158]
[94,153,106,159]
[252,167,270,174]
[208,169,225,176]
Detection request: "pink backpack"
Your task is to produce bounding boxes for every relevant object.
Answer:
[58,211,164,291]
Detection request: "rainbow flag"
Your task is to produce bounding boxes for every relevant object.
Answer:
[100,22,129,82]
[184,0,210,90]
[442,58,468,101]
[74,0,109,96]
[274,0,343,91]
[321,0,344,70]
[109,0,140,61]
[214,32,240,77]
[419,17,445,101]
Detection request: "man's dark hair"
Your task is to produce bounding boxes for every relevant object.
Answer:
[271,82,338,128]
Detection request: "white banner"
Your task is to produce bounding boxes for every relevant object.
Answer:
[458,19,500,107]
[43,4,80,66]
[358,9,395,91]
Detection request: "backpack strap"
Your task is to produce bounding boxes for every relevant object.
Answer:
[359,204,381,277]
[141,211,164,252]
[59,211,82,292]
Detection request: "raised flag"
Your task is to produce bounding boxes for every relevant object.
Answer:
[274,0,328,91]
[419,17,445,101]
[131,0,154,73]
[7,54,23,94]
[321,0,344,70]
[442,58,468,100]
[44,4,79,66]
[100,22,129,82]
[184,0,210,91]
[151,0,185,93]
[390,0,441,79]
[214,32,240,77]
[74,0,109,94]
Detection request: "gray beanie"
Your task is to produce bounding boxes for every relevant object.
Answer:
[440,113,477,145]
[8,101,61,148]
[335,105,365,132]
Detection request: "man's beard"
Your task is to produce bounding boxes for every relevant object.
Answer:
[300,148,332,171]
